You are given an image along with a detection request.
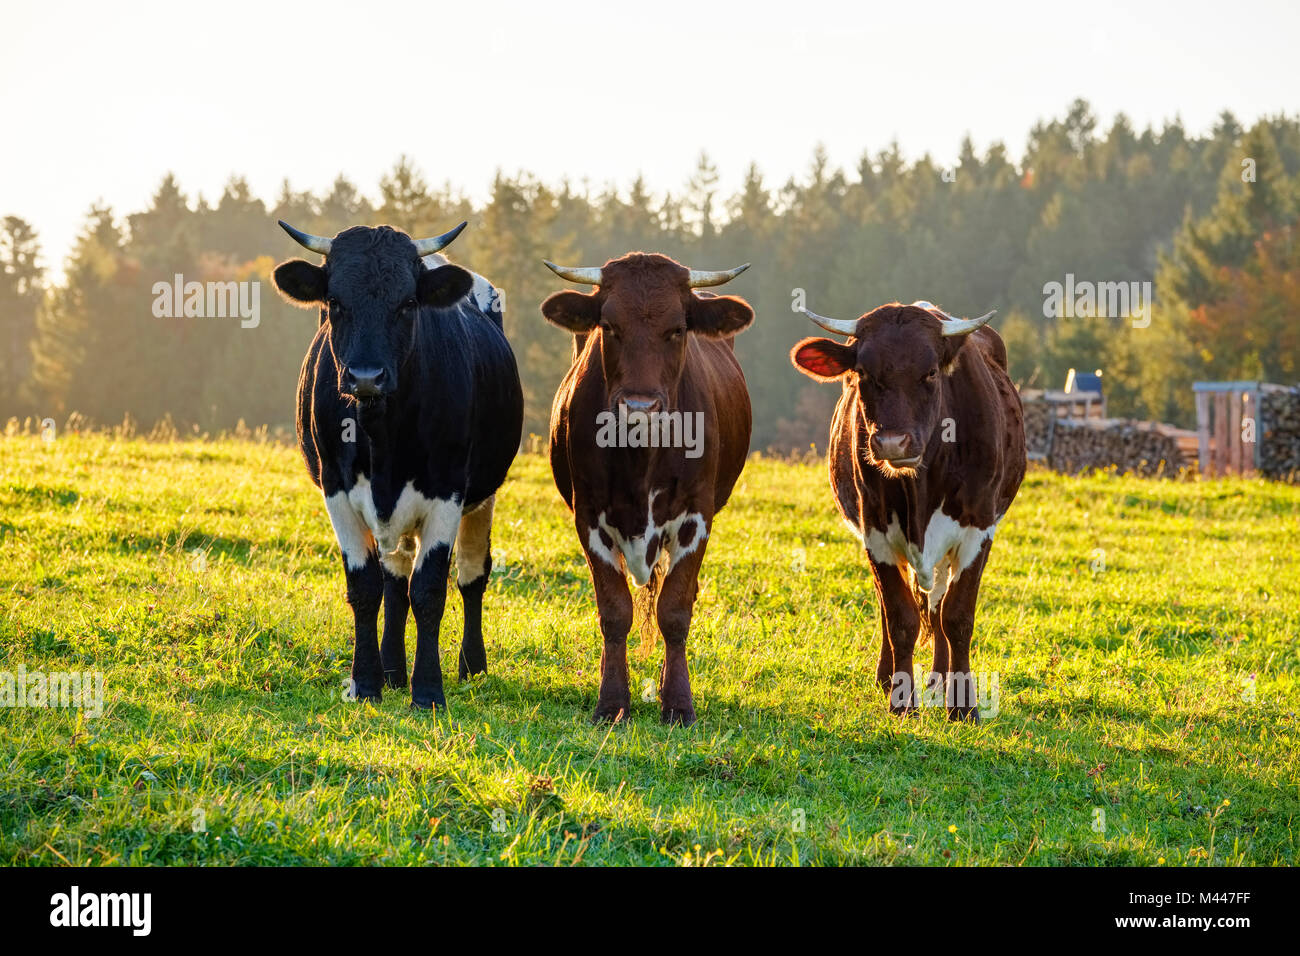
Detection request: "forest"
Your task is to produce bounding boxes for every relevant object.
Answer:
[2,99,1297,450]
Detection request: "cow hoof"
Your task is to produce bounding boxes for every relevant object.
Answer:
[661,706,696,727]
[410,692,447,712]
[384,671,408,691]
[889,705,920,718]
[947,706,981,723]
[458,653,487,681]
[591,703,631,724]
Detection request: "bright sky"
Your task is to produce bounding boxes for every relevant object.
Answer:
[3,0,1298,275]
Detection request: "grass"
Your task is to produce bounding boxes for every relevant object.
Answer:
[0,432,1297,866]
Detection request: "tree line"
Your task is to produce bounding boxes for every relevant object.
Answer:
[2,99,1297,449]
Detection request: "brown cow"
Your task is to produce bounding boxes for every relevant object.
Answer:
[542,253,754,725]
[790,300,1025,720]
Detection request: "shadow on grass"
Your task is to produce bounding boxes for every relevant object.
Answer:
[111,530,259,562]
[12,659,1287,866]
[2,484,80,507]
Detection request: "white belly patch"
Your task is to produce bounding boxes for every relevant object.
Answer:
[587,490,707,587]
[850,504,997,610]
[324,476,461,577]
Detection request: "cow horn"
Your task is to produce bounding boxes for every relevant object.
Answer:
[278,220,332,256]
[543,260,604,286]
[799,308,858,337]
[412,221,468,257]
[687,264,750,288]
[938,310,996,336]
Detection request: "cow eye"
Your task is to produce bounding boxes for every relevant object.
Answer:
[401,298,418,314]
[666,327,685,342]
[327,298,343,315]
[600,322,618,338]
[924,368,939,382]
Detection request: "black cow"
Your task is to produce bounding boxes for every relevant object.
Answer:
[273,221,523,709]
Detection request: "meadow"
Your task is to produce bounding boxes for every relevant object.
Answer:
[0,432,1297,865]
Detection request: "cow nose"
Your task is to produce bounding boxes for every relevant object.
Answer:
[345,367,387,399]
[871,431,913,461]
[623,395,662,414]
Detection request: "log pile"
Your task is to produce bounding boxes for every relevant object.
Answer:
[1022,399,1052,457]
[1020,388,1106,461]
[1047,418,1194,477]
[1022,383,1300,480]
[1021,391,1195,477]
[1261,386,1300,480]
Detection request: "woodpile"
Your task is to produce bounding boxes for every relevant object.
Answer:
[1021,390,1197,478]
[1023,399,1052,457]
[1261,386,1300,480]
[1023,382,1300,481]
[1047,418,1194,477]
[1020,388,1105,461]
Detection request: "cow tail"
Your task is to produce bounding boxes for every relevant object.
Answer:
[634,554,668,658]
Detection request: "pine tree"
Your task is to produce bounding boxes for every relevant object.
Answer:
[0,216,44,418]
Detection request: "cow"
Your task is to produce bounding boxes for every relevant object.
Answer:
[272,220,523,710]
[541,253,754,725]
[789,300,1025,720]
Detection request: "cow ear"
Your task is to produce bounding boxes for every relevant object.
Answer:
[418,264,473,309]
[272,260,327,306]
[791,337,856,381]
[688,294,754,338]
[541,290,600,332]
[938,329,977,373]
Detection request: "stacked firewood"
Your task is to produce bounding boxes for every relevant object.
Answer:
[1261,386,1300,480]
[1022,399,1052,456]
[1045,418,1193,477]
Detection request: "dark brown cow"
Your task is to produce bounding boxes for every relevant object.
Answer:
[542,253,754,725]
[790,300,1025,720]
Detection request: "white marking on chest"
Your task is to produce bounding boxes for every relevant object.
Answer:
[860,504,997,610]
[324,476,461,576]
[587,490,707,587]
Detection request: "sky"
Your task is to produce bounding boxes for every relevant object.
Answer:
[3,0,1298,275]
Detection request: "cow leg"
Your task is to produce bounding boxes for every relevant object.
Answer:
[869,558,920,714]
[581,519,633,723]
[876,629,894,696]
[380,551,412,690]
[924,605,949,712]
[345,555,385,703]
[937,540,992,722]
[408,499,464,711]
[455,497,494,680]
[324,491,384,702]
[656,539,706,727]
